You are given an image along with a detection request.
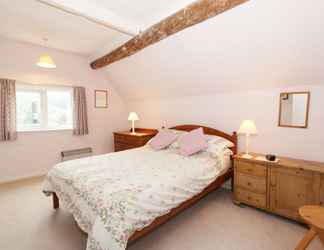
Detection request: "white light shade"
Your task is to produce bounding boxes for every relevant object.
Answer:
[238,120,257,135]
[128,112,139,121]
[36,54,56,69]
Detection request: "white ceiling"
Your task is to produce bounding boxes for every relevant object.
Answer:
[1,0,323,100]
[91,0,197,31]
[105,0,324,100]
[0,0,196,57]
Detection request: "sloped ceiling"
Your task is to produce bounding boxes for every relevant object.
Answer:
[0,0,128,56]
[105,0,324,100]
[0,0,196,57]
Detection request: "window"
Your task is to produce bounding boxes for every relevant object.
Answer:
[16,84,73,131]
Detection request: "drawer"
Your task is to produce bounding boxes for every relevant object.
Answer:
[236,188,267,209]
[114,143,137,152]
[236,161,267,177]
[114,135,143,145]
[236,173,266,194]
[114,134,127,142]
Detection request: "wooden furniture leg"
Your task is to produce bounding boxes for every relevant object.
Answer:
[295,227,317,250]
[231,176,234,191]
[297,206,324,249]
[318,231,324,246]
[53,192,59,209]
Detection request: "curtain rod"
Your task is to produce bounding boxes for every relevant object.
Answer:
[15,80,78,89]
[1,77,85,89]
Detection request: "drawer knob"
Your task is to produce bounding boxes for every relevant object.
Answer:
[247,182,252,186]
[297,193,304,199]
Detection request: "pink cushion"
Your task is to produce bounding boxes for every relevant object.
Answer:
[149,130,178,150]
[178,128,208,156]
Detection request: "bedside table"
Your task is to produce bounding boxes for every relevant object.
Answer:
[113,128,158,152]
[234,154,268,210]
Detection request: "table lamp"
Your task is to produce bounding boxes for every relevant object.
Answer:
[238,120,258,159]
[128,112,139,134]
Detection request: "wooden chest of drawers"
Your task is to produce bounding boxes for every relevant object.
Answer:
[113,128,158,152]
[234,153,324,222]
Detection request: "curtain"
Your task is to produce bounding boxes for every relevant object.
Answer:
[73,86,89,136]
[0,79,17,141]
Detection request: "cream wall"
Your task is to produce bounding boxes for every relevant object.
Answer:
[1,0,324,182]
[0,37,128,183]
[129,85,324,162]
[103,0,324,163]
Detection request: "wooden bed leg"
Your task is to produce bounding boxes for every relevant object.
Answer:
[53,192,59,209]
[233,200,244,207]
[231,176,234,191]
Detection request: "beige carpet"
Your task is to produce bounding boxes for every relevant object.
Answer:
[0,177,322,250]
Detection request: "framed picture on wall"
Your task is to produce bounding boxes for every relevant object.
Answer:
[95,90,108,108]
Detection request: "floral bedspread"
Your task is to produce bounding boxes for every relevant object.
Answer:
[43,145,226,250]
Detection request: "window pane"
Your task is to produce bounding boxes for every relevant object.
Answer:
[16,91,41,130]
[47,90,73,129]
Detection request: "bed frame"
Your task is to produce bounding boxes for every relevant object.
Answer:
[51,125,237,245]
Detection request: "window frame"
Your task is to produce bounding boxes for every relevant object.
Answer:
[16,83,74,132]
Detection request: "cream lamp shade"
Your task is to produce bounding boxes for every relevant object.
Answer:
[238,120,257,159]
[128,112,139,134]
[36,54,57,69]
[238,120,258,135]
[128,112,139,121]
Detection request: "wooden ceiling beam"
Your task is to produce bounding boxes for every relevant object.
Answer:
[90,0,249,70]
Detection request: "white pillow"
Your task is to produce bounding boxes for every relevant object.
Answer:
[206,135,234,158]
[205,135,234,148]
[170,133,234,150]
[224,148,234,156]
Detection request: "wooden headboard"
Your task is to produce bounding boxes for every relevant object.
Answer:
[170,124,237,155]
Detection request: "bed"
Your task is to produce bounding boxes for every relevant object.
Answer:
[44,125,237,250]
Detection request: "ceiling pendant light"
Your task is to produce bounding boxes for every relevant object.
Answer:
[36,38,56,69]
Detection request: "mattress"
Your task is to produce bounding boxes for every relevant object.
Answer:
[43,145,230,250]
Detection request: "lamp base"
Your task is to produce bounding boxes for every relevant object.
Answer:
[242,153,253,159]
[131,131,137,135]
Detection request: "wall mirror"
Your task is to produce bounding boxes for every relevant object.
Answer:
[278,92,310,128]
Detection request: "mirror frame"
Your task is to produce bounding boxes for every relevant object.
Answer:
[278,91,310,129]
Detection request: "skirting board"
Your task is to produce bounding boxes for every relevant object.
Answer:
[0,171,47,186]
